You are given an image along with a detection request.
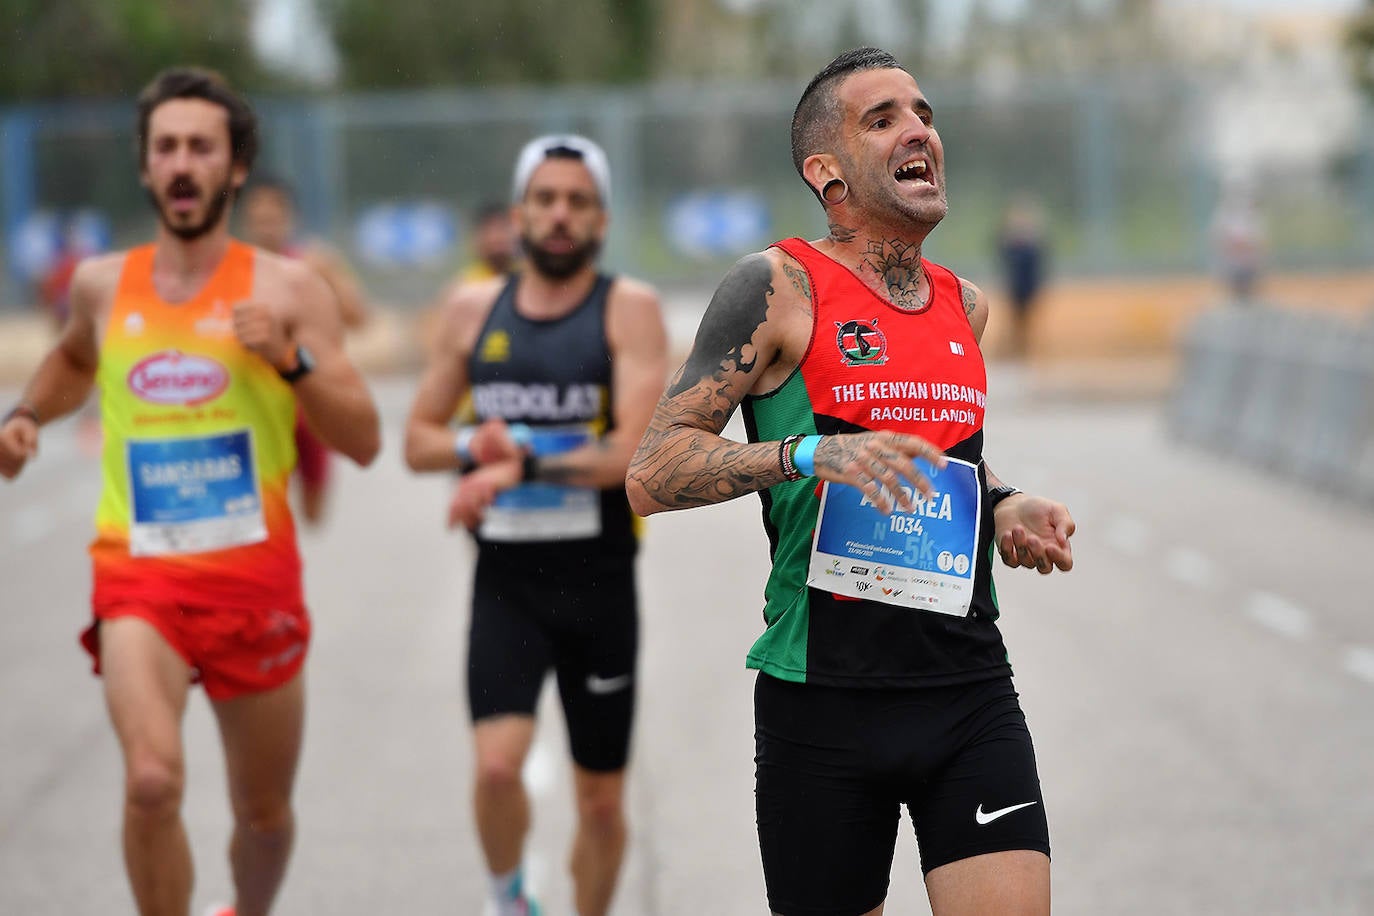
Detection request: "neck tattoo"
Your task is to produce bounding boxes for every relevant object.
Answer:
[862,238,928,311]
[828,221,858,244]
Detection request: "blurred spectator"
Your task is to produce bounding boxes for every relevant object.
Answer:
[241,177,369,329]
[1209,177,1266,304]
[241,177,371,527]
[37,243,80,331]
[36,216,107,331]
[459,201,519,283]
[996,194,1049,360]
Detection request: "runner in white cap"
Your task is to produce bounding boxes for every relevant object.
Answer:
[404,134,668,916]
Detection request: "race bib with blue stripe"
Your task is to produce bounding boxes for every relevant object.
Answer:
[479,425,600,542]
[126,430,266,556]
[807,456,981,616]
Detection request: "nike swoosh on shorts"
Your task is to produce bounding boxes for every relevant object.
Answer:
[974,801,1038,825]
[585,673,633,695]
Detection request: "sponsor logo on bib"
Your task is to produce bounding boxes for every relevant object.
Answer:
[127,350,230,406]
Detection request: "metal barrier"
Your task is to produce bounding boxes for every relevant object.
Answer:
[1170,304,1374,506]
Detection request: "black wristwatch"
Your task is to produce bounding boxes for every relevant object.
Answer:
[520,451,540,483]
[276,343,315,383]
[987,485,1023,511]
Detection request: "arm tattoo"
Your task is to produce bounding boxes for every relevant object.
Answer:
[631,407,779,509]
[959,280,978,320]
[782,262,811,307]
[629,255,783,508]
[814,434,870,476]
[862,238,927,311]
[666,254,773,399]
[828,222,857,243]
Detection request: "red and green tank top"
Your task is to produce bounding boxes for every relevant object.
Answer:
[90,242,303,610]
[740,237,1012,688]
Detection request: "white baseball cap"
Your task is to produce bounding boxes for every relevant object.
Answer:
[511,134,612,208]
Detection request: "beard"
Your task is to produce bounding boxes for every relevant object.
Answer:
[148,174,236,241]
[842,150,949,231]
[894,193,948,229]
[856,175,948,230]
[523,233,601,281]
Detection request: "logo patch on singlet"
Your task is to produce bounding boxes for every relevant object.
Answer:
[478,329,511,363]
[194,299,234,337]
[127,350,230,406]
[835,318,888,366]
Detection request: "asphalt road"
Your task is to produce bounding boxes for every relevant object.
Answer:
[2,370,1372,915]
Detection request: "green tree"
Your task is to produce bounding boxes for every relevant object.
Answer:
[324,0,656,88]
[655,0,930,82]
[757,0,931,81]
[947,0,1167,78]
[1347,0,1374,99]
[0,0,281,101]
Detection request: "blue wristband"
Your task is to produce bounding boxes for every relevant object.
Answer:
[793,435,822,477]
[453,426,477,465]
[508,423,534,449]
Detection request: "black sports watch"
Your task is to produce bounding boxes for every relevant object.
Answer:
[277,343,315,383]
[986,484,1023,511]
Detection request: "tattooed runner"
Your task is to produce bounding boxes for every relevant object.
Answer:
[0,67,381,916]
[404,135,668,916]
[627,48,1076,916]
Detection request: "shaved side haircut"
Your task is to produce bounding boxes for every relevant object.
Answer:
[790,47,908,202]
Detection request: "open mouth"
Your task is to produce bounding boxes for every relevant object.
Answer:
[541,234,576,253]
[167,180,200,212]
[894,159,932,187]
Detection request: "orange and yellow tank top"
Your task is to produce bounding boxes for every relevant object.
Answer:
[90,242,303,610]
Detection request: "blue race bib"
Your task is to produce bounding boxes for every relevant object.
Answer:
[808,456,980,616]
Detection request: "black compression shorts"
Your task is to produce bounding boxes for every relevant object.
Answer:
[468,549,638,772]
[754,673,1049,915]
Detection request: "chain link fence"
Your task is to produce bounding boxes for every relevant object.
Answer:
[4,75,1373,310]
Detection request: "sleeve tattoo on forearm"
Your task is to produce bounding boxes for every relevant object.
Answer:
[630,255,780,508]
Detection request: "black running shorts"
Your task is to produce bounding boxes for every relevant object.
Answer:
[754,673,1049,916]
[468,548,638,772]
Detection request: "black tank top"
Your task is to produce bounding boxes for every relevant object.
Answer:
[467,272,636,560]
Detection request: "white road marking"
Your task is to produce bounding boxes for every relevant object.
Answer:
[1343,647,1374,685]
[1104,514,1149,557]
[1163,547,1217,589]
[1244,591,1312,640]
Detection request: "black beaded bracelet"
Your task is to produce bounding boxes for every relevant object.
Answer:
[779,434,804,482]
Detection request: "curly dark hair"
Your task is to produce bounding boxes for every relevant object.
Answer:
[136,67,258,171]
